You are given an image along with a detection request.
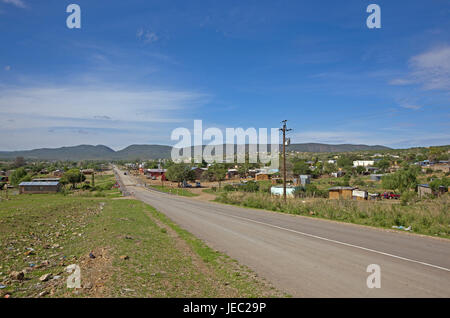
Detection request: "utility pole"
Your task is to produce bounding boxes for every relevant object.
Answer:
[280,120,292,203]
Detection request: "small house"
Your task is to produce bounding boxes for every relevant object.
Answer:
[299,175,311,186]
[270,186,297,198]
[19,181,61,194]
[328,186,356,200]
[352,189,368,200]
[226,168,239,179]
[191,167,206,180]
[331,171,344,178]
[81,169,94,175]
[418,184,433,198]
[145,168,167,180]
[370,174,384,182]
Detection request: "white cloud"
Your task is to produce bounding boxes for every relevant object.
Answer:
[137,28,159,44]
[0,83,208,150]
[390,45,450,91]
[0,84,205,123]
[4,65,11,71]
[1,0,27,8]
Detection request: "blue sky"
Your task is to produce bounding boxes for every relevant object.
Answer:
[0,0,449,151]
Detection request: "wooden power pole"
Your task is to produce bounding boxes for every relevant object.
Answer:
[280,120,292,203]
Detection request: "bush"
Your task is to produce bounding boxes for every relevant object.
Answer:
[238,181,259,192]
[401,190,417,206]
[81,183,92,190]
[223,184,235,192]
[353,177,366,187]
[258,181,272,193]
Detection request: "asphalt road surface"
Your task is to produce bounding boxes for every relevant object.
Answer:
[115,167,450,297]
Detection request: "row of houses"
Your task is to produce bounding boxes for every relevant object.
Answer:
[415,160,450,173]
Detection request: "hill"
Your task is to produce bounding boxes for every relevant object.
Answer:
[0,143,391,161]
[286,143,390,153]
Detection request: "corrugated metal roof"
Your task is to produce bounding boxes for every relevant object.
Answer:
[146,169,166,173]
[329,186,356,190]
[19,182,60,186]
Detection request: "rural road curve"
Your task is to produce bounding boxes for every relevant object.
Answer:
[115,168,450,297]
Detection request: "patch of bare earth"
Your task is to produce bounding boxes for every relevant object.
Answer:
[144,210,283,297]
[61,247,113,297]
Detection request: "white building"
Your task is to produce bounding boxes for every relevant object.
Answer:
[353,160,374,167]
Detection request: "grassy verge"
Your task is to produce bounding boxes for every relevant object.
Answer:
[0,190,283,298]
[214,192,450,238]
[149,185,198,197]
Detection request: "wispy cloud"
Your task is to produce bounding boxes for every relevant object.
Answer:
[0,82,209,150]
[1,0,27,8]
[137,28,159,44]
[397,98,423,110]
[390,45,450,91]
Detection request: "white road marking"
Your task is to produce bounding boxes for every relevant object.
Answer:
[122,171,450,273]
[210,211,450,273]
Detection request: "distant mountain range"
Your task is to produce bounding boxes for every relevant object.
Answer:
[0,143,391,161]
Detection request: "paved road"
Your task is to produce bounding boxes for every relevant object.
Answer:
[115,168,450,297]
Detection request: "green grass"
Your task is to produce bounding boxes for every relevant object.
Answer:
[149,185,198,197]
[0,190,282,298]
[214,191,450,238]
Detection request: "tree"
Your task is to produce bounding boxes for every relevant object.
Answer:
[376,159,390,171]
[323,162,337,174]
[237,164,249,178]
[382,167,418,192]
[165,163,195,187]
[356,166,366,175]
[144,160,159,169]
[292,160,310,176]
[14,156,25,168]
[10,167,28,186]
[337,155,354,169]
[64,169,85,189]
[429,177,450,192]
[209,164,227,188]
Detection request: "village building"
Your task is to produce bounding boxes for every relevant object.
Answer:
[270,186,297,198]
[353,160,374,167]
[299,175,311,186]
[370,174,384,181]
[417,184,433,198]
[328,186,356,200]
[52,169,64,177]
[19,181,61,194]
[255,172,270,181]
[226,168,239,179]
[145,168,167,180]
[81,169,94,175]
[352,189,368,200]
[191,167,207,180]
[32,178,61,182]
[422,163,450,173]
[331,171,344,178]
